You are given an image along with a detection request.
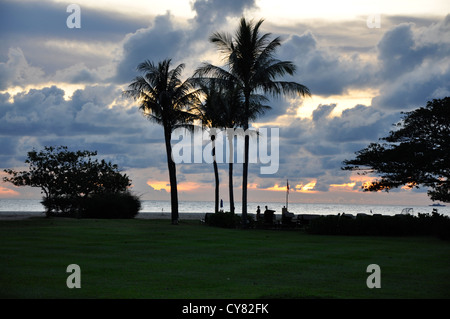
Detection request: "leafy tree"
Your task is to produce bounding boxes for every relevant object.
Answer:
[123,59,199,224]
[343,97,450,203]
[3,146,133,215]
[195,18,310,226]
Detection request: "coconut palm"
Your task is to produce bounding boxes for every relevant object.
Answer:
[191,79,227,214]
[193,78,270,215]
[196,18,311,227]
[221,82,270,215]
[123,59,198,224]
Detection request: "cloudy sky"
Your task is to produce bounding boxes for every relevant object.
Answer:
[1,0,449,207]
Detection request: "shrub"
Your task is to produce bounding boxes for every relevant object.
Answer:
[42,192,141,219]
[79,192,141,219]
[42,196,80,217]
[205,211,241,228]
[307,213,450,240]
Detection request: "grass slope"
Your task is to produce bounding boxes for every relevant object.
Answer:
[0,218,449,299]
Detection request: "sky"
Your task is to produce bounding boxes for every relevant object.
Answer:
[0,0,449,207]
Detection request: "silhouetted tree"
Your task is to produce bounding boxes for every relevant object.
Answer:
[123,59,198,224]
[192,78,270,215]
[3,146,132,215]
[192,79,226,213]
[196,18,310,226]
[343,97,450,203]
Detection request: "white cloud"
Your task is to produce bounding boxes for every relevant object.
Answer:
[0,48,45,90]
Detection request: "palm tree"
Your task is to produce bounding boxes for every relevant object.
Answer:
[196,18,311,227]
[191,79,226,214]
[123,59,198,224]
[193,78,270,215]
[222,83,242,215]
[221,82,270,215]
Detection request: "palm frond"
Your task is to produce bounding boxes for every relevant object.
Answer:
[194,63,238,84]
[210,32,235,57]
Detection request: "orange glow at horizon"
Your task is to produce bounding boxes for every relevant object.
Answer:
[265,184,288,192]
[254,181,317,193]
[348,174,377,190]
[0,186,20,197]
[401,182,418,190]
[147,180,205,192]
[295,181,317,192]
[147,180,170,191]
[247,183,259,189]
[330,182,357,190]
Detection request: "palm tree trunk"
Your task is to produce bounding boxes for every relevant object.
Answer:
[227,130,235,214]
[242,134,249,227]
[164,126,179,224]
[229,162,234,214]
[212,134,219,214]
[242,93,250,228]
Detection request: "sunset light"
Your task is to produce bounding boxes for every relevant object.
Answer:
[1,0,448,304]
[1,0,448,207]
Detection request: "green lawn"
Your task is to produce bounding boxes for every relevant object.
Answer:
[0,218,449,299]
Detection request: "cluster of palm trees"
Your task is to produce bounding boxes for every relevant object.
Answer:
[123,18,310,225]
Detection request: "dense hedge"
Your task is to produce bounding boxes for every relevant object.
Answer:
[307,212,450,240]
[205,211,255,228]
[42,192,141,219]
[205,211,241,228]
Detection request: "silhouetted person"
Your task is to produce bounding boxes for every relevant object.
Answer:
[256,206,261,221]
[264,206,275,225]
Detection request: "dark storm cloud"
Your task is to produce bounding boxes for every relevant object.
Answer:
[377,23,433,78]
[0,0,148,74]
[114,12,186,84]
[0,85,166,169]
[372,15,450,110]
[0,0,147,41]
[278,30,376,97]
[115,0,260,84]
[268,14,450,115]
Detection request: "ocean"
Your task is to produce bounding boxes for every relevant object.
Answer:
[0,198,448,218]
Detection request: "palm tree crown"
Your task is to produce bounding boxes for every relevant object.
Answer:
[124,59,197,132]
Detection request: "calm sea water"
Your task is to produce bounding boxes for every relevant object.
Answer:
[0,198,448,217]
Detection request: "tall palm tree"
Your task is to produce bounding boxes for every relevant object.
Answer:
[196,18,311,227]
[193,78,270,215]
[191,79,226,214]
[222,82,242,215]
[123,59,198,224]
[221,82,270,215]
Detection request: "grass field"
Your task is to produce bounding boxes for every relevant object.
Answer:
[0,217,449,299]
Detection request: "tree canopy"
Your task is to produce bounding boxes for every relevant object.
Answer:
[3,146,134,215]
[343,97,450,203]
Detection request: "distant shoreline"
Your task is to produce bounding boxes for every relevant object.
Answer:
[0,211,268,221]
[0,211,210,221]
